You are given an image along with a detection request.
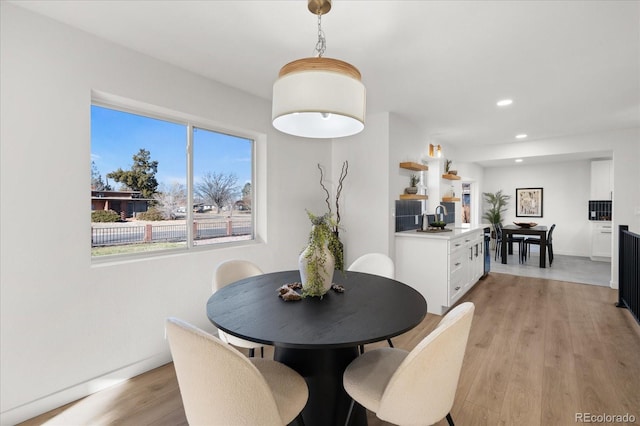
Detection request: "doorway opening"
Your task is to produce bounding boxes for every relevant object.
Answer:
[462,182,471,227]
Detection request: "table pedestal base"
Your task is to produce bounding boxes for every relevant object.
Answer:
[275,346,367,426]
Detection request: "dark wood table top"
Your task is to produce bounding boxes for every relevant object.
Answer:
[503,224,548,233]
[206,270,427,349]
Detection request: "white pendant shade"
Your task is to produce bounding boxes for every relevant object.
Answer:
[272,57,366,139]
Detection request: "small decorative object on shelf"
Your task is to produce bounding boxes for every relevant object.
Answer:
[444,159,458,177]
[405,174,419,194]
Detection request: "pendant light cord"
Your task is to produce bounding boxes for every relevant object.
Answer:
[313,14,326,57]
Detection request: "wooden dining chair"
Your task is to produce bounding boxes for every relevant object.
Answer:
[342,302,475,426]
[166,318,308,426]
[348,253,396,352]
[213,259,267,357]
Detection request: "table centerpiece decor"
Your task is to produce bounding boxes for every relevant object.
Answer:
[299,211,336,297]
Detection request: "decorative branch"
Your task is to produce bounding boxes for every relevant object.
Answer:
[317,164,332,215]
[335,161,349,227]
[317,161,348,233]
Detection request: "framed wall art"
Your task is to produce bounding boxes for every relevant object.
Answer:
[516,187,543,218]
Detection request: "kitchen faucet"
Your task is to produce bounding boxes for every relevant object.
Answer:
[434,204,448,222]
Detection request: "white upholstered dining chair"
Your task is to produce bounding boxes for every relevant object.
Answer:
[342,302,475,426]
[213,259,266,357]
[348,253,396,351]
[165,317,308,426]
[347,253,395,280]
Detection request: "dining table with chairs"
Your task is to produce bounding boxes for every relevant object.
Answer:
[500,224,550,268]
[206,269,427,426]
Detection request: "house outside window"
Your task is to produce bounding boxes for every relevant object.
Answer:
[91,102,255,258]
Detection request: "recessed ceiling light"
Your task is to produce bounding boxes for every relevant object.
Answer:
[496,99,513,107]
[515,159,523,163]
[516,134,528,139]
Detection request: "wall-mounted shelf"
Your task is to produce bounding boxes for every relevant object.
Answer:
[400,194,428,200]
[442,174,461,180]
[442,197,460,202]
[400,162,428,171]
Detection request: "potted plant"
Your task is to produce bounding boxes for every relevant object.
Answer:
[482,190,510,244]
[299,211,336,298]
[405,174,419,194]
[445,159,458,175]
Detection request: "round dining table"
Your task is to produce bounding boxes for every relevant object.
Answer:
[206,269,427,426]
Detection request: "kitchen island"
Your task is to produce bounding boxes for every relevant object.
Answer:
[395,226,486,315]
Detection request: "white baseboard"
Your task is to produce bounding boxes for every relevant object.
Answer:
[0,352,172,426]
[590,255,612,262]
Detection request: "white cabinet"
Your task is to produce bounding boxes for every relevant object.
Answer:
[590,160,613,200]
[395,228,484,315]
[469,232,485,285]
[448,236,469,302]
[590,222,612,261]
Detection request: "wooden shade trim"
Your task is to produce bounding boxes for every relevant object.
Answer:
[278,57,362,81]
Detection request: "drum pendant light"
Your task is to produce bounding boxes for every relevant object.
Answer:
[272,0,366,139]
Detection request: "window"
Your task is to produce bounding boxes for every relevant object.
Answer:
[91,103,254,258]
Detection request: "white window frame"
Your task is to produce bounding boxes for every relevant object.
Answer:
[90,91,262,263]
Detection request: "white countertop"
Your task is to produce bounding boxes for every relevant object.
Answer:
[395,225,487,240]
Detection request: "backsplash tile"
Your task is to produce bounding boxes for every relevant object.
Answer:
[395,200,422,231]
[588,200,612,221]
[441,202,456,224]
[395,201,457,231]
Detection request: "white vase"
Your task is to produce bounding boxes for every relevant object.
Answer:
[299,238,335,297]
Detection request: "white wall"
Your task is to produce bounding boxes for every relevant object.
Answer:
[483,160,592,256]
[0,4,331,423]
[332,112,391,264]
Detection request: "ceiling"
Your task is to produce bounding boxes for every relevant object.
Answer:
[11,0,640,155]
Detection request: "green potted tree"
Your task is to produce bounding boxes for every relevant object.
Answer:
[482,190,510,246]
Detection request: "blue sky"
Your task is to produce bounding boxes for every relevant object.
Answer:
[91,105,252,190]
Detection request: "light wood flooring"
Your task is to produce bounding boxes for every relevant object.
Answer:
[20,273,640,426]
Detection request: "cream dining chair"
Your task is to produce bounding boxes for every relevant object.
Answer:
[347,253,396,352]
[348,253,395,280]
[213,259,266,357]
[165,317,308,426]
[342,302,475,426]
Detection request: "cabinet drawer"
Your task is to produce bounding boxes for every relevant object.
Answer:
[449,238,467,254]
[450,250,466,274]
[450,269,465,299]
